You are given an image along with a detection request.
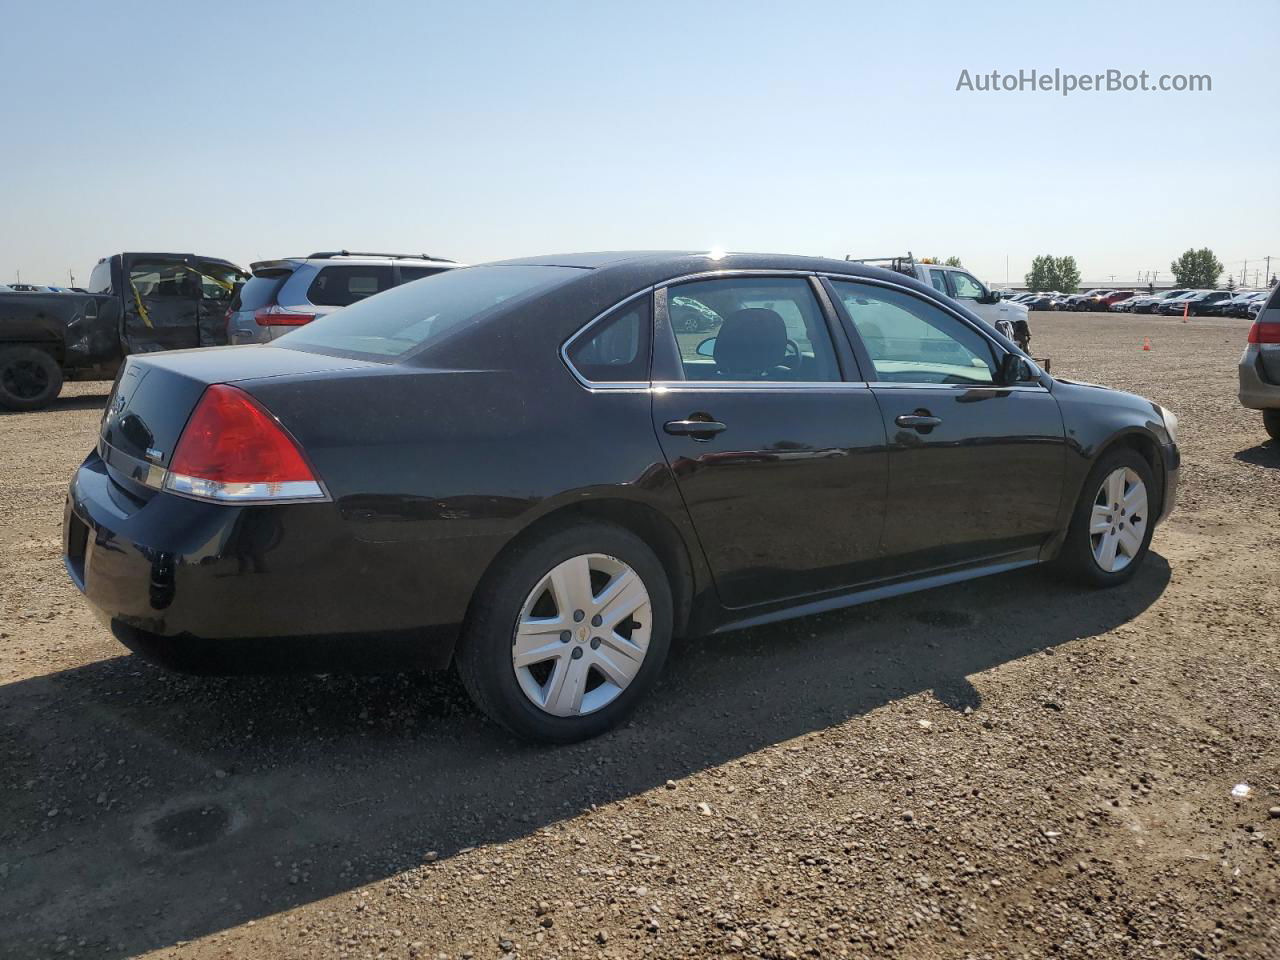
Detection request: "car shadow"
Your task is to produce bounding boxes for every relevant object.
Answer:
[0,392,110,416]
[0,555,1171,958]
[1234,441,1280,468]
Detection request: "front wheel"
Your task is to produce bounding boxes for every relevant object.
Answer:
[1264,410,1280,443]
[456,522,673,743]
[1058,448,1157,587]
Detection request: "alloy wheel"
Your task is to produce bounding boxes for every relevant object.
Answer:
[511,553,652,717]
[1089,467,1148,572]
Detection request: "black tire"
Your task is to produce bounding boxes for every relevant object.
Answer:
[1058,447,1157,587]
[1264,410,1280,443]
[0,346,63,412]
[456,522,673,743]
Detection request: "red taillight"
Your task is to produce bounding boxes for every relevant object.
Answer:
[1248,323,1280,344]
[164,385,325,502]
[254,307,315,327]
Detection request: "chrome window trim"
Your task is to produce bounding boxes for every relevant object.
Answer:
[652,381,872,393]
[560,268,1047,393]
[868,382,1049,394]
[560,285,656,391]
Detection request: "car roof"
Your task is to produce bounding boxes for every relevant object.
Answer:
[483,250,929,287]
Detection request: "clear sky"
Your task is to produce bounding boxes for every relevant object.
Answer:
[2,0,1276,289]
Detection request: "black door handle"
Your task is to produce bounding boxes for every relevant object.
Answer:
[664,418,727,438]
[894,413,942,429]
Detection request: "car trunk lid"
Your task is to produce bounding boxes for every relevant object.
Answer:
[99,345,380,498]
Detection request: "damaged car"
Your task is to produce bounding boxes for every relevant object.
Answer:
[0,252,246,411]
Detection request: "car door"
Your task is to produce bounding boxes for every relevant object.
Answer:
[120,256,203,354]
[650,274,889,608]
[825,277,1066,575]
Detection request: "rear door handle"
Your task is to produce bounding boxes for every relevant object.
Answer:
[894,413,942,429]
[664,419,727,438]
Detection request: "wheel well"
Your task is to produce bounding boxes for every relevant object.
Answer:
[0,340,64,365]
[486,499,698,637]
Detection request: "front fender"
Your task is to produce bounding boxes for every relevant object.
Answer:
[1041,378,1174,559]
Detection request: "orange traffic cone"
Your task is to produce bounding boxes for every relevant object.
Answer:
[1142,337,1151,351]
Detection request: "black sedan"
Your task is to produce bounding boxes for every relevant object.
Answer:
[64,252,1180,742]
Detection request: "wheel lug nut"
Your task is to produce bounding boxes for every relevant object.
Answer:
[573,610,585,622]
[590,637,601,650]
[570,647,584,660]
[560,630,571,643]
[591,614,602,627]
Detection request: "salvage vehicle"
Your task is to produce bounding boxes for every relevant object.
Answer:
[1238,284,1280,441]
[63,251,1180,743]
[227,251,459,344]
[0,252,246,410]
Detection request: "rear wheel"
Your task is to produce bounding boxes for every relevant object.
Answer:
[1264,410,1280,443]
[1058,448,1156,587]
[0,346,63,411]
[456,522,673,743]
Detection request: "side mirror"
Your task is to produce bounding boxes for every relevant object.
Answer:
[999,352,1034,384]
[980,289,1001,305]
[696,336,717,358]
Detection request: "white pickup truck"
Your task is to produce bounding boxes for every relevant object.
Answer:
[847,254,1031,351]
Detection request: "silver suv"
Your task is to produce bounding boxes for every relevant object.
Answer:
[227,251,461,344]
[1239,284,1280,441]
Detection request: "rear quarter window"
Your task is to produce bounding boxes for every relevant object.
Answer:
[306,265,395,307]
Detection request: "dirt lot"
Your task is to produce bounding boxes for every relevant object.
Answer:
[2,312,1277,960]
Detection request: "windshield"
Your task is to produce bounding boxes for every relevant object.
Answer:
[278,265,582,360]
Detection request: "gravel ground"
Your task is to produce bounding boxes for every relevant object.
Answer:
[1,312,1277,960]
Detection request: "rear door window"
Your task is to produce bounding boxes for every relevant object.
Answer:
[665,276,841,382]
[307,265,395,307]
[129,261,200,298]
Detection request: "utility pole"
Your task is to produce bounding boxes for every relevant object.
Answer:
[1266,256,1272,289]
[1242,260,1248,286]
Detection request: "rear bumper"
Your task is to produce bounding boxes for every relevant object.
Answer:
[1239,345,1280,410]
[63,450,484,674]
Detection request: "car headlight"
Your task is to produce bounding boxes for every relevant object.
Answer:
[1157,404,1178,444]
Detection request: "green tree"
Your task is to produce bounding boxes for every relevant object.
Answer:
[1025,255,1056,292]
[1226,274,1236,291]
[944,256,963,267]
[1169,248,1224,288]
[1054,255,1080,294]
[1025,254,1080,293]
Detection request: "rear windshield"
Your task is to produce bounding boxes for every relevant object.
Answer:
[236,274,287,312]
[278,264,582,360]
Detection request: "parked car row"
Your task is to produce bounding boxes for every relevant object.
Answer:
[1005,286,1273,318]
